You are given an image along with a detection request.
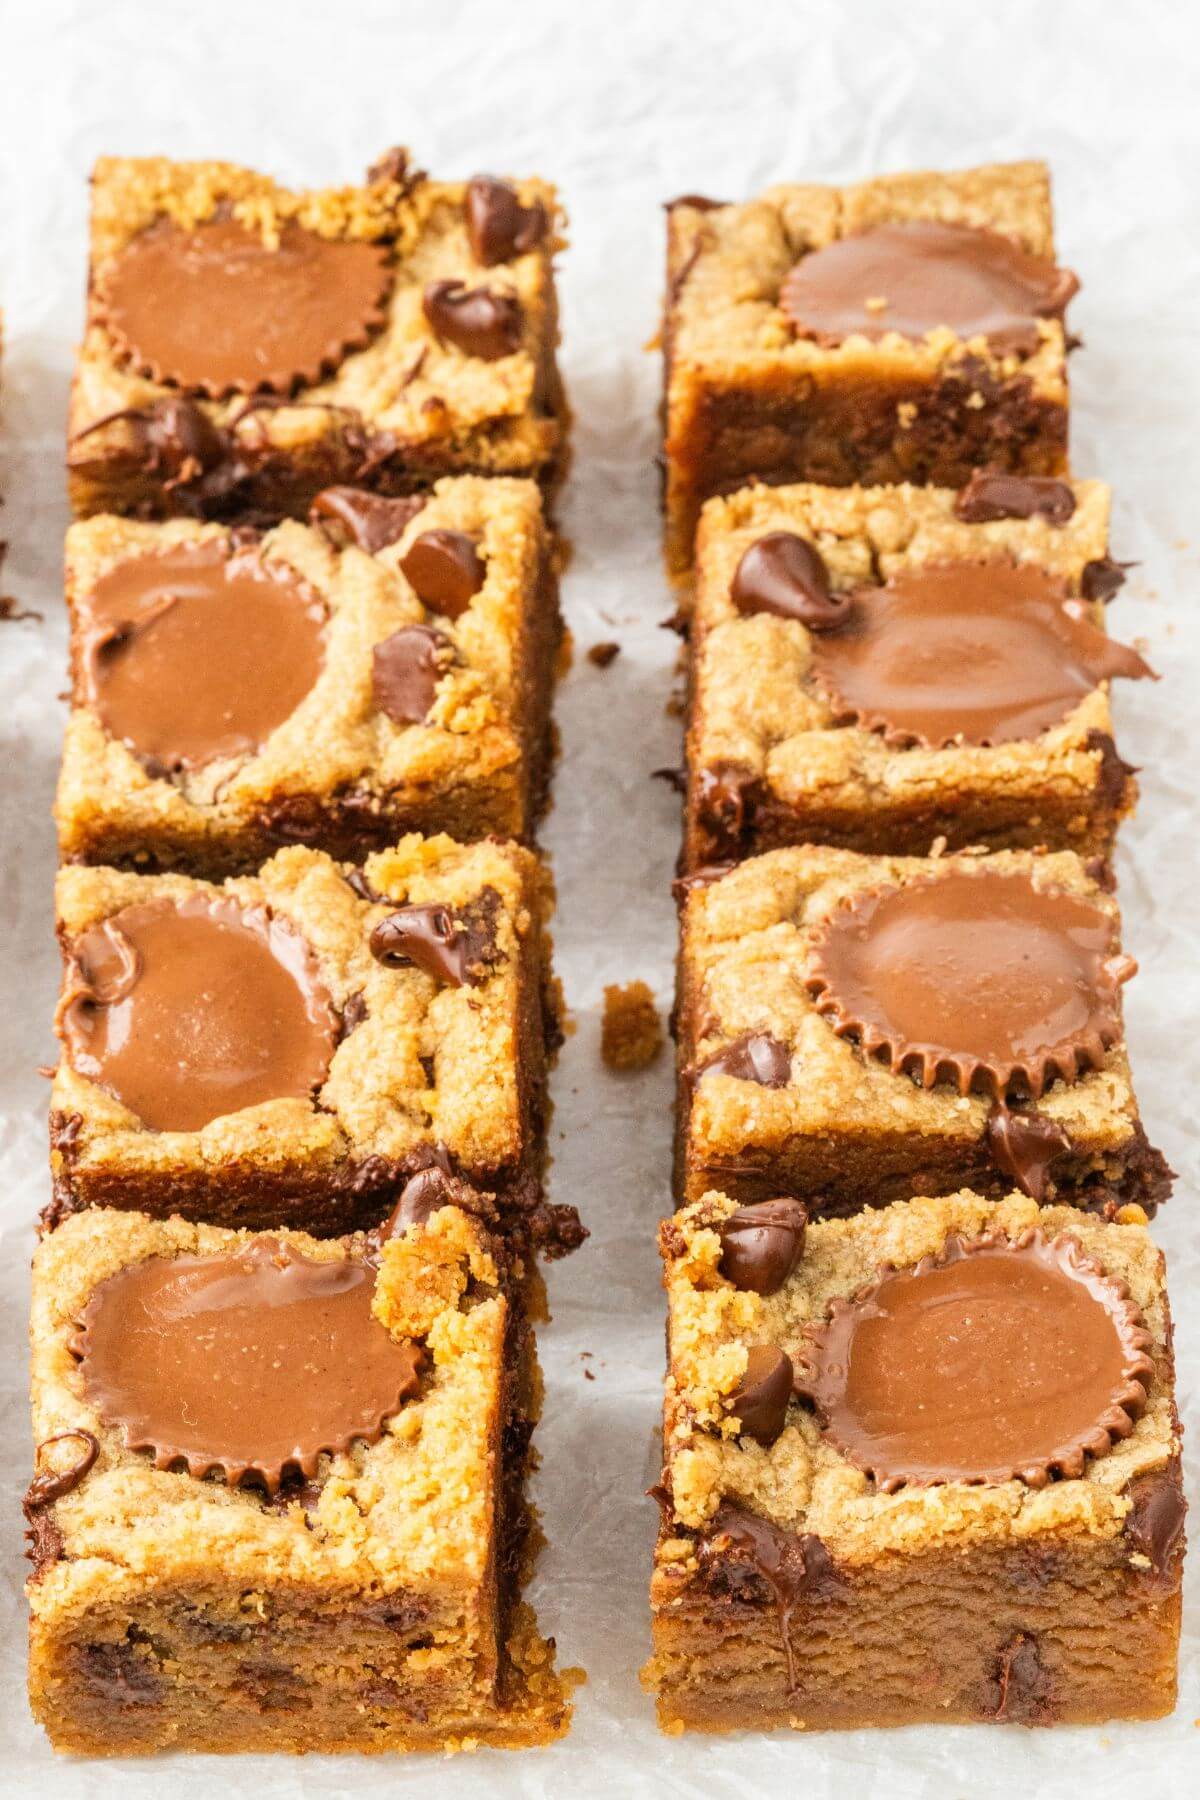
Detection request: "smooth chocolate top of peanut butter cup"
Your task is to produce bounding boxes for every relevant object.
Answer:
[78,541,327,772]
[780,220,1078,355]
[796,1230,1154,1489]
[59,895,338,1131]
[809,559,1153,748]
[99,215,393,396]
[805,867,1134,1097]
[72,1239,424,1493]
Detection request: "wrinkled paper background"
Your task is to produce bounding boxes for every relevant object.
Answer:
[0,2,1196,1794]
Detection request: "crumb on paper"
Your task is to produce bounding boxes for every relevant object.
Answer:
[556,627,575,678]
[601,980,663,1070]
[587,640,620,668]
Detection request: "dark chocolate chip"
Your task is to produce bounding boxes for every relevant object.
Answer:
[990,1631,1054,1724]
[399,529,485,618]
[1080,557,1131,605]
[1125,1463,1187,1592]
[694,1032,791,1089]
[728,1344,794,1444]
[719,1199,808,1295]
[465,176,547,266]
[954,470,1077,525]
[24,1429,100,1512]
[309,488,427,554]
[380,1166,458,1241]
[422,280,523,361]
[697,1503,839,1692]
[986,1103,1071,1202]
[731,532,849,628]
[371,623,454,724]
[369,903,469,983]
[671,861,736,904]
[695,762,755,855]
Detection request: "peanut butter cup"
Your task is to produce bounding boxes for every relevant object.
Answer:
[78,541,327,772]
[71,1239,424,1493]
[796,1230,1154,1489]
[779,220,1077,354]
[58,895,338,1131]
[809,560,1153,749]
[98,215,393,396]
[805,866,1134,1096]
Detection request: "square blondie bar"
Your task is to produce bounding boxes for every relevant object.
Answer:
[676,846,1170,1217]
[644,1189,1184,1732]
[56,478,560,873]
[663,161,1075,572]
[48,835,579,1256]
[68,151,565,521]
[684,476,1146,864]
[27,1204,574,1754]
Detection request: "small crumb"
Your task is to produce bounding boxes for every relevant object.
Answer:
[896,400,917,429]
[583,1367,595,1381]
[965,390,985,410]
[0,594,42,623]
[556,628,575,678]
[587,641,620,668]
[1116,1204,1149,1226]
[864,294,889,313]
[601,981,664,1071]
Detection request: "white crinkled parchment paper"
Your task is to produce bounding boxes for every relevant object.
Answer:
[0,2,1196,1794]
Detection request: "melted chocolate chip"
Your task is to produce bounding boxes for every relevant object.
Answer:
[59,896,339,1133]
[728,1344,794,1444]
[697,1503,840,1691]
[25,1429,100,1511]
[780,221,1078,355]
[695,763,755,854]
[990,1632,1054,1724]
[368,888,500,987]
[1125,1463,1187,1592]
[70,396,251,512]
[380,1166,458,1240]
[422,280,523,360]
[72,1238,424,1494]
[719,1199,808,1294]
[1080,557,1130,604]
[954,470,1077,524]
[309,488,427,553]
[730,532,849,628]
[798,1231,1154,1489]
[399,530,486,617]
[671,862,736,903]
[371,623,454,724]
[986,1103,1071,1201]
[465,176,548,266]
[78,540,327,772]
[694,1032,792,1089]
[99,215,393,396]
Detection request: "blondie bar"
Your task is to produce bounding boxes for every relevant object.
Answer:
[676,846,1170,1216]
[68,152,565,521]
[684,476,1147,863]
[56,478,560,872]
[663,161,1075,572]
[26,1204,573,1753]
[643,1189,1184,1731]
[48,835,579,1256]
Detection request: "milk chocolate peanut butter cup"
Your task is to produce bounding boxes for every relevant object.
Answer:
[71,1239,424,1493]
[59,895,338,1131]
[78,541,327,772]
[809,559,1153,748]
[796,1230,1154,1489]
[805,866,1134,1096]
[98,214,393,395]
[780,220,1078,354]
